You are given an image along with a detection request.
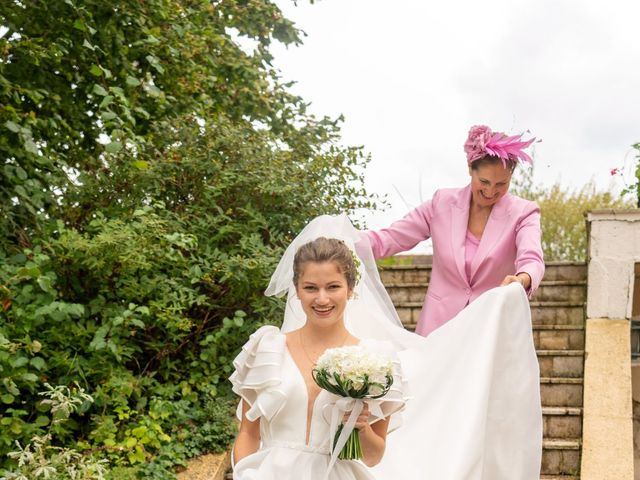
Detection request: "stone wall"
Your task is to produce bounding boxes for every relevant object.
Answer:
[583,209,640,480]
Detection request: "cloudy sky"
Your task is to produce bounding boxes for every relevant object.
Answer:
[271,0,640,247]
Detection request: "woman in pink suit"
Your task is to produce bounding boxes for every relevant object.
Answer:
[368,125,545,336]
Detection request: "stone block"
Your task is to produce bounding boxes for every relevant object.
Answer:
[537,284,587,303]
[532,306,585,326]
[538,356,583,378]
[535,329,586,351]
[540,382,583,407]
[544,413,583,439]
[541,447,581,476]
[402,269,430,284]
[538,330,570,350]
[544,264,588,282]
[396,307,413,325]
[553,356,585,378]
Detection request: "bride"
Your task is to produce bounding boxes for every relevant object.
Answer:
[230,215,542,479]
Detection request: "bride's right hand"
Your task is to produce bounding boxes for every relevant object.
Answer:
[342,403,371,431]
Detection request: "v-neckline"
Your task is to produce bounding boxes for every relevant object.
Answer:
[284,344,324,446]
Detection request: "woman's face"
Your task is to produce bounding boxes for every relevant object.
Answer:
[468,161,512,208]
[295,261,352,329]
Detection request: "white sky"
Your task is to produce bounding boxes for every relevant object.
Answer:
[272,0,640,248]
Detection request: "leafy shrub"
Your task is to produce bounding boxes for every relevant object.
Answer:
[0,0,378,476]
[2,383,108,480]
[512,169,632,261]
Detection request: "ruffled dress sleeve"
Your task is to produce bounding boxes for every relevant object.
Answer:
[229,325,287,423]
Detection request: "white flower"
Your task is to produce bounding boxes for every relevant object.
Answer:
[315,345,393,397]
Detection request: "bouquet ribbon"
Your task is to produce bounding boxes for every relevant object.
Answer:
[324,397,385,480]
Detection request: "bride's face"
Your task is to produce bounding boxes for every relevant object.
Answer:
[296,261,352,329]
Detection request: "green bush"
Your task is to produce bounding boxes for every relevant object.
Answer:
[512,169,632,262]
[0,0,378,477]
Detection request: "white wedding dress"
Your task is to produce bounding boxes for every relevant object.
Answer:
[231,328,409,480]
[372,283,542,479]
[230,215,542,480]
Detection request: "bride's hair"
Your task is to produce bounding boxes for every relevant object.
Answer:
[293,237,357,290]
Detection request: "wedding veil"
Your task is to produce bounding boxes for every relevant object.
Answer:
[264,214,423,350]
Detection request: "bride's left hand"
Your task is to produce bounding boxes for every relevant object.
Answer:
[343,402,371,431]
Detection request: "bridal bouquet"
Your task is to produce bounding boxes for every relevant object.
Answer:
[312,345,394,460]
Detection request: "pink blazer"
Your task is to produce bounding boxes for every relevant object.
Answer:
[368,185,544,336]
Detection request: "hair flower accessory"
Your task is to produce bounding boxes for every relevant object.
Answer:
[464,125,538,167]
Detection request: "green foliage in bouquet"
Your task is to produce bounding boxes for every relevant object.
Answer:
[0,0,379,477]
[314,368,393,460]
[312,369,394,400]
[312,348,394,461]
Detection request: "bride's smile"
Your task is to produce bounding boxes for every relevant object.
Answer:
[296,261,352,328]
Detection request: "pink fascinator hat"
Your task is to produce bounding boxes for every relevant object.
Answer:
[464,125,537,167]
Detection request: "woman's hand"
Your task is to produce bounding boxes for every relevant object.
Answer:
[500,272,531,290]
[342,402,389,467]
[343,402,371,431]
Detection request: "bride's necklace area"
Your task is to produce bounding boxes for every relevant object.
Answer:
[299,329,349,366]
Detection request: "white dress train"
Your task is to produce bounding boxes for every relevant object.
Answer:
[372,283,542,479]
[231,283,541,479]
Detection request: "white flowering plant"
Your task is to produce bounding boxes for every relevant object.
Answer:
[312,345,394,460]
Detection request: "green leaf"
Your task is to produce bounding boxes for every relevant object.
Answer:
[146,84,162,97]
[24,139,39,155]
[73,20,86,32]
[126,76,141,87]
[82,39,95,51]
[132,426,147,438]
[5,120,20,133]
[93,84,108,96]
[101,111,118,121]
[105,141,123,153]
[90,324,110,350]
[11,356,29,368]
[133,107,150,119]
[21,373,38,383]
[35,415,50,426]
[14,185,27,198]
[145,55,165,74]
[15,166,28,180]
[10,421,22,434]
[17,266,41,278]
[109,86,125,97]
[128,445,145,463]
[99,95,114,109]
[37,276,53,293]
[132,160,149,170]
[1,394,14,404]
[90,64,103,77]
[130,319,145,328]
[30,357,46,370]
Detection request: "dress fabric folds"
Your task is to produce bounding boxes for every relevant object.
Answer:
[231,283,542,480]
[372,283,542,479]
[230,327,409,480]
